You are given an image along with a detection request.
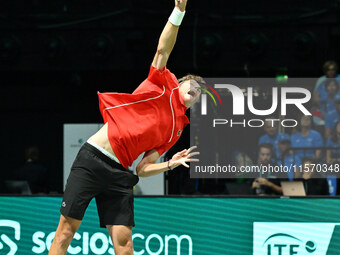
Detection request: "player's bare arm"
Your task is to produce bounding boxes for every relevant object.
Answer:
[136,146,199,177]
[152,0,187,70]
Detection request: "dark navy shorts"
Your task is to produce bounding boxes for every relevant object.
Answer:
[61,142,139,227]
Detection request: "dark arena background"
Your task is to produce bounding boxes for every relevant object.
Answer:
[1,1,340,254]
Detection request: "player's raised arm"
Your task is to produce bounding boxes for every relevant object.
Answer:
[152,0,187,70]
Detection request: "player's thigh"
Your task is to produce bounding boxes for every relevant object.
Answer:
[107,225,133,246]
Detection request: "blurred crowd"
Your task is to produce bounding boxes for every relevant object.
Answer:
[244,60,340,196]
[174,60,340,196]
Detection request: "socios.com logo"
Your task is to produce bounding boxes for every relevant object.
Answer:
[0,220,20,255]
[0,219,192,255]
[253,222,340,255]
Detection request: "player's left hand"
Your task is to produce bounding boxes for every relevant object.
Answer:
[171,146,199,168]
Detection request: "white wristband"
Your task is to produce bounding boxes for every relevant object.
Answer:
[168,7,186,26]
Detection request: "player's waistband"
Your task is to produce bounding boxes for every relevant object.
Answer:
[87,140,121,163]
[83,142,127,171]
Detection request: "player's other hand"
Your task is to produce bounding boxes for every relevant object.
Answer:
[175,0,187,12]
[171,146,199,168]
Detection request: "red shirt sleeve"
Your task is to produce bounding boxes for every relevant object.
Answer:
[147,65,179,90]
[147,65,167,85]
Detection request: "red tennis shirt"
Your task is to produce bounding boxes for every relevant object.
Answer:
[98,65,190,169]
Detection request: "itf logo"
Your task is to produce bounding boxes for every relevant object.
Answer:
[253,222,340,255]
[0,220,20,255]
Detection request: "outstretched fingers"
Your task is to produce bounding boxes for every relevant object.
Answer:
[182,162,190,168]
[185,146,197,155]
[187,151,200,158]
[181,158,199,168]
[181,150,200,168]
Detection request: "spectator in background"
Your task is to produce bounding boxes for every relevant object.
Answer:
[258,119,283,158]
[234,150,253,171]
[15,146,48,194]
[326,120,340,164]
[291,115,323,160]
[325,94,340,139]
[320,78,339,117]
[314,60,340,104]
[298,158,329,195]
[251,143,284,196]
[276,134,302,181]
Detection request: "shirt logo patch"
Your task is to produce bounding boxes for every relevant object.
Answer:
[177,130,181,136]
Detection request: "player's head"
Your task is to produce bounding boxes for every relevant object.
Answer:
[178,74,205,109]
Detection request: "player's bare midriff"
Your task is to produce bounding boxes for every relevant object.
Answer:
[87,123,118,158]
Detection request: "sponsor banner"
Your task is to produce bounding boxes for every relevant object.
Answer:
[253,222,340,255]
[1,197,340,254]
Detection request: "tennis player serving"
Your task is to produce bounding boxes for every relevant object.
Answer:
[49,0,202,254]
